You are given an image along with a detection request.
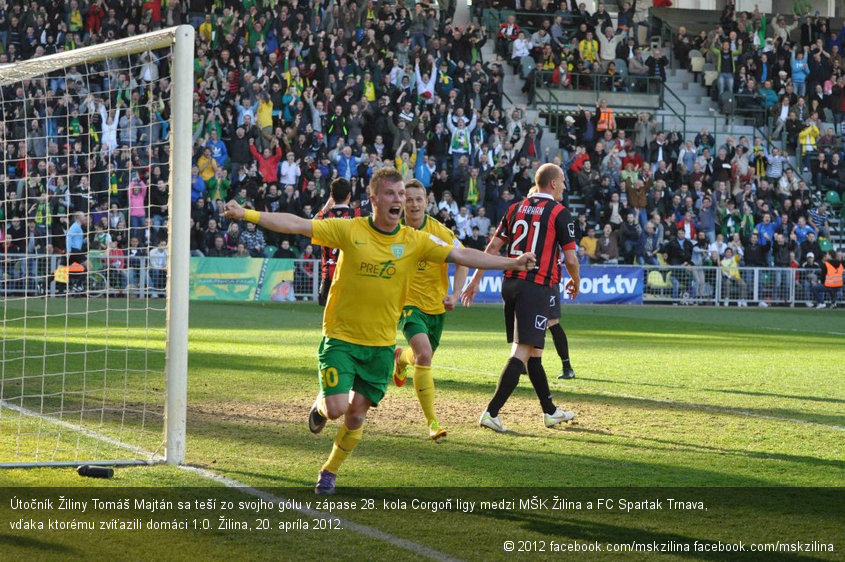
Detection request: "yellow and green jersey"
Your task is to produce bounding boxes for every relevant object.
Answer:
[311,217,453,347]
[403,216,462,315]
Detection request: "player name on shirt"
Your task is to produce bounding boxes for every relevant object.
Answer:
[495,193,576,287]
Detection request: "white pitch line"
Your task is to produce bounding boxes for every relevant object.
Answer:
[436,365,845,432]
[0,399,460,562]
[759,326,845,337]
[0,399,163,461]
[180,466,459,562]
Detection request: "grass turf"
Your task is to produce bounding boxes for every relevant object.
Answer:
[1,301,843,559]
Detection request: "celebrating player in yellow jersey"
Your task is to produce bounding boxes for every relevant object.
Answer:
[393,180,469,441]
[224,168,535,495]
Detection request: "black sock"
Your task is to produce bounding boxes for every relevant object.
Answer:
[487,357,526,417]
[549,323,571,368]
[528,357,556,415]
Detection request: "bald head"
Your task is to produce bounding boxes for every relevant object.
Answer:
[535,163,563,191]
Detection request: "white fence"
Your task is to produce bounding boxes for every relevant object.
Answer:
[643,265,833,307]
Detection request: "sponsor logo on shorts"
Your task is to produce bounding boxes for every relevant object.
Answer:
[535,315,548,330]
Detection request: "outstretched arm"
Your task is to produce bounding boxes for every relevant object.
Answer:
[224,200,312,237]
[447,245,533,271]
[460,236,506,306]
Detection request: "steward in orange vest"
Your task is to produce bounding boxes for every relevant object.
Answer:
[596,99,616,132]
[815,253,843,308]
[823,256,843,288]
[54,262,86,287]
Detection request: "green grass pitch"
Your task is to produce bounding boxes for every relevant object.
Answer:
[1,301,843,559]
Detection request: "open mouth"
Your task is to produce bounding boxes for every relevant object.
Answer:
[388,205,402,218]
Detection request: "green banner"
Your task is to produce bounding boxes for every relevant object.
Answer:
[189,258,295,301]
[257,258,296,302]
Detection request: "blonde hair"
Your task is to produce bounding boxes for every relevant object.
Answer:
[368,167,404,197]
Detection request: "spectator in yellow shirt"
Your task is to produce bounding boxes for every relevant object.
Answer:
[579,31,599,69]
[579,226,599,262]
[798,118,819,156]
[197,147,219,183]
[199,14,214,43]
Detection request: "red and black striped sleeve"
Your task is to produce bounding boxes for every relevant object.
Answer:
[554,206,577,252]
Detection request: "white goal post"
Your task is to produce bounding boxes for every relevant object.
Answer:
[0,26,193,467]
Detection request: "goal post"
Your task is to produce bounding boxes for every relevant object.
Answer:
[165,25,194,466]
[0,26,194,468]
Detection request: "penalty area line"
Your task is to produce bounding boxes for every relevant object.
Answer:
[436,366,845,432]
[0,399,459,562]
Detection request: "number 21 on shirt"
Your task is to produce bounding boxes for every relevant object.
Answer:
[510,219,540,256]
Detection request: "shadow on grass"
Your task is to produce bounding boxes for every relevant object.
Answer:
[187,417,783,487]
[570,433,845,472]
[450,502,824,562]
[429,378,845,429]
[0,533,81,555]
[582,377,845,405]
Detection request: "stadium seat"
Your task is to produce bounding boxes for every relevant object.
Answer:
[688,49,702,58]
[690,56,705,74]
[646,270,673,296]
[703,70,718,87]
[263,245,278,258]
[825,190,842,207]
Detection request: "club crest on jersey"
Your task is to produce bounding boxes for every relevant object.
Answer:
[391,244,405,258]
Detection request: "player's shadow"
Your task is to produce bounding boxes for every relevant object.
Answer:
[189,465,314,487]
[581,377,845,405]
[0,534,80,555]
[432,378,845,428]
[563,426,613,437]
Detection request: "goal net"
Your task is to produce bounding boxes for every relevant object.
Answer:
[0,26,193,467]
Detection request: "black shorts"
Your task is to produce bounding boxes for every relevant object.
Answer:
[502,278,557,348]
[548,286,561,320]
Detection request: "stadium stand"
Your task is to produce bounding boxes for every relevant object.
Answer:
[0,0,841,306]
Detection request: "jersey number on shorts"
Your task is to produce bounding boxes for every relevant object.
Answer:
[321,367,339,388]
[510,219,540,256]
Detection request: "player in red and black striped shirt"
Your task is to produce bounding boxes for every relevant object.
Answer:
[314,179,367,306]
[462,163,581,433]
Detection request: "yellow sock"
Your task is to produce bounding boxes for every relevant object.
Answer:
[400,348,415,369]
[412,365,436,426]
[321,423,363,474]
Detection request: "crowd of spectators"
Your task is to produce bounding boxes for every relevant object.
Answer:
[0,0,557,271]
[0,0,840,304]
[478,0,842,304]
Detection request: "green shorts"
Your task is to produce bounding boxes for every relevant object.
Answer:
[399,306,445,352]
[316,337,395,406]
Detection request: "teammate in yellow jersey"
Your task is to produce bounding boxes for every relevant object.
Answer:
[224,168,536,495]
[393,180,469,441]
